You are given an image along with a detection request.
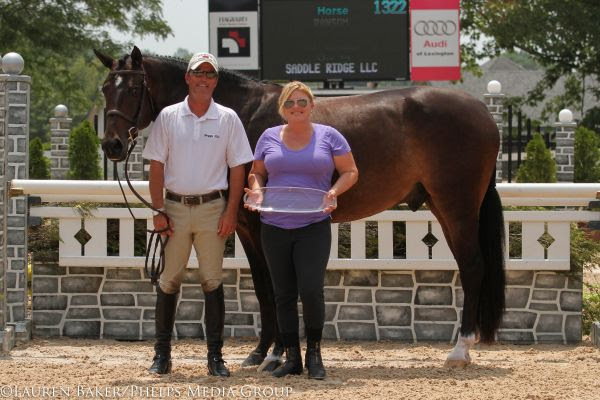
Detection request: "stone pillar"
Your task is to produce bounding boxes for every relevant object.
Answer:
[0,53,30,344]
[126,138,144,181]
[554,109,576,182]
[484,80,504,183]
[49,104,71,179]
[0,54,5,335]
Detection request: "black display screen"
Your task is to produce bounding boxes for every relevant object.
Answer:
[261,0,409,81]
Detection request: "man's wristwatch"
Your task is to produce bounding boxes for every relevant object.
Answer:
[152,207,166,217]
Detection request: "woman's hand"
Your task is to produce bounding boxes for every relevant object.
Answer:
[243,187,263,212]
[322,189,338,214]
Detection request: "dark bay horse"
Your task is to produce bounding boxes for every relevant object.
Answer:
[94,46,505,368]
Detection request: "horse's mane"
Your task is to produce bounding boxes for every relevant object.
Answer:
[140,53,272,87]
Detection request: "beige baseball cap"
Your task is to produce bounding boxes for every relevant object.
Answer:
[187,52,219,72]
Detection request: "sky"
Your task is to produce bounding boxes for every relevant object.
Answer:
[110,0,209,57]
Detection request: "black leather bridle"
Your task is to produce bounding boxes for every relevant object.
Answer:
[105,67,168,285]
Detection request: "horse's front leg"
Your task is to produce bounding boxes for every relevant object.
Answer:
[236,213,284,370]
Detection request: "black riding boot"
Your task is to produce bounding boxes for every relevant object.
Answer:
[149,286,178,374]
[205,284,230,377]
[305,328,326,379]
[272,333,303,378]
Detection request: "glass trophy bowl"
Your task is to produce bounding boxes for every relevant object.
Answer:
[243,187,335,213]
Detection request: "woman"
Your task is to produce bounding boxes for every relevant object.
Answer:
[246,81,358,379]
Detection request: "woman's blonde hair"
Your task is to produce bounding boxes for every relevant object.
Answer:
[277,81,315,120]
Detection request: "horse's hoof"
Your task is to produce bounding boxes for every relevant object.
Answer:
[444,359,470,368]
[241,350,265,367]
[257,353,283,373]
[258,359,282,372]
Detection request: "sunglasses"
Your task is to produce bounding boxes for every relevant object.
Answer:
[189,70,218,79]
[283,99,309,109]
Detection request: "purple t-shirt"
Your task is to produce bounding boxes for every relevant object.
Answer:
[254,123,351,229]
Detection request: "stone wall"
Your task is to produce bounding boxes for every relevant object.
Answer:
[32,264,582,343]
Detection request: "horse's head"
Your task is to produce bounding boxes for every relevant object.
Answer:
[94,46,156,161]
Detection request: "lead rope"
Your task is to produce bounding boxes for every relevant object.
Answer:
[116,131,170,285]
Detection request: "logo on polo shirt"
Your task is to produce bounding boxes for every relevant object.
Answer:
[204,133,220,139]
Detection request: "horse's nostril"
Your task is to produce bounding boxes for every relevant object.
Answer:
[101,138,125,160]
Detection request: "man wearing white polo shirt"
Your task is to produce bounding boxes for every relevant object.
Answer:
[142,52,253,377]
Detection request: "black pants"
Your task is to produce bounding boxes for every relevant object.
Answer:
[261,218,331,341]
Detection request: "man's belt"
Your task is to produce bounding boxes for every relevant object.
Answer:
[165,190,224,205]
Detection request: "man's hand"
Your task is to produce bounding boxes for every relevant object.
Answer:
[153,213,173,236]
[218,208,237,238]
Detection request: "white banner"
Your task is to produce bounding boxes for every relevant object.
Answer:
[411,9,460,68]
[209,11,259,70]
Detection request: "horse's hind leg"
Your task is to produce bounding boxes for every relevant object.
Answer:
[428,200,482,368]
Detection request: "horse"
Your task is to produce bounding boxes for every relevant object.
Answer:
[94,46,505,368]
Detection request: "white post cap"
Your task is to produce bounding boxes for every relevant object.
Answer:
[487,80,502,94]
[558,109,573,123]
[54,104,69,118]
[1,52,24,75]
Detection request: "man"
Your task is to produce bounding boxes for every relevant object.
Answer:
[142,52,253,376]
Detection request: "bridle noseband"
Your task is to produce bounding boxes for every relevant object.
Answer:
[105,67,167,285]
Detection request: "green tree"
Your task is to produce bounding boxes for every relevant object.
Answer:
[581,106,600,136]
[29,137,50,179]
[516,133,557,183]
[461,1,600,120]
[173,48,193,60]
[574,126,600,182]
[0,0,172,140]
[502,50,542,71]
[68,121,101,180]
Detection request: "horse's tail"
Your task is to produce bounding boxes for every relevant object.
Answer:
[477,171,506,343]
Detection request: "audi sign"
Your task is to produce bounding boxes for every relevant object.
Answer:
[260,0,410,81]
[410,0,461,81]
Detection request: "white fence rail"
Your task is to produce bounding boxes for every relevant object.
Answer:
[13,180,600,271]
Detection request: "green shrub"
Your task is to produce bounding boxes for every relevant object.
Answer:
[583,286,600,336]
[570,224,600,276]
[28,219,59,262]
[574,126,600,182]
[68,120,101,180]
[581,106,600,135]
[569,224,600,335]
[29,137,50,179]
[516,133,557,182]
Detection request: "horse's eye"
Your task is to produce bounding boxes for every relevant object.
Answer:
[129,87,138,96]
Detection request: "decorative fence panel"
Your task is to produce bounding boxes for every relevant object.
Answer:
[11,180,600,343]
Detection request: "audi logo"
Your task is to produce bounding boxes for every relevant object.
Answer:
[413,20,457,36]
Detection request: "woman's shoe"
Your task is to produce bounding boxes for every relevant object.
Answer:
[271,346,303,377]
[305,340,326,379]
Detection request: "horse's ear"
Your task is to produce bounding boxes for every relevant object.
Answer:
[131,46,143,68]
[94,49,115,69]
